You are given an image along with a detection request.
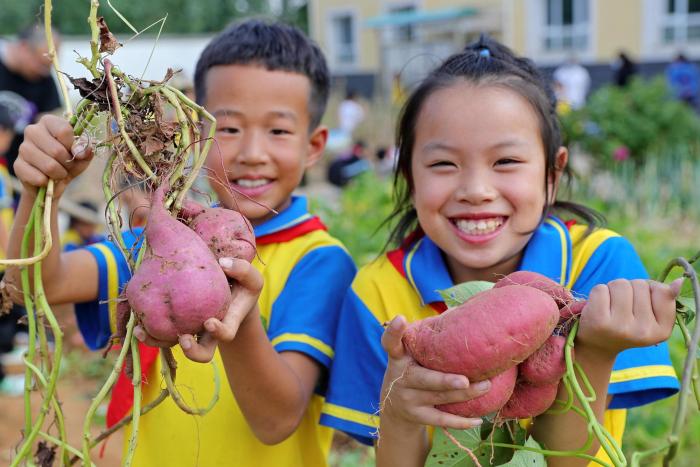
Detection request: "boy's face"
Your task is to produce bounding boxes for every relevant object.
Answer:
[202,65,327,225]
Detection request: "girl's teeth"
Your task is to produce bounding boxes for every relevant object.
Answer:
[236,179,270,188]
[455,218,503,235]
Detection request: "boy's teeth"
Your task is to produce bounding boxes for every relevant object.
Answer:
[455,217,503,235]
[235,179,270,188]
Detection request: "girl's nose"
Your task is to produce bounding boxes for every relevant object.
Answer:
[454,171,497,204]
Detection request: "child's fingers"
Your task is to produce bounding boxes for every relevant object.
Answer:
[650,278,683,332]
[13,156,49,188]
[133,325,175,347]
[401,363,471,391]
[179,333,217,363]
[208,311,244,342]
[219,257,263,294]
[381,315,408,360]
[71,135,94,161]
[607,279,634,322]
[42,114,75,150]
[24,123,74,173]
[414,383,491,407]
[630,279,654,323]
[409,406,483,431]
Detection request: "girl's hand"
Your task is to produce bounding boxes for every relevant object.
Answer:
[576,278,683,358]
[15,115,94,198]
[134,257,263,363]
[379,316,489,432]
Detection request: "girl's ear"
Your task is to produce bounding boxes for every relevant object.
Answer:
[548,147,569,203]
[305,125,328,169]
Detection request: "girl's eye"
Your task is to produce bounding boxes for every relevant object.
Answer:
[495,157,519,166]
[429,160,456,168]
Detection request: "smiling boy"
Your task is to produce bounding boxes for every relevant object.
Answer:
[6,20,355,466]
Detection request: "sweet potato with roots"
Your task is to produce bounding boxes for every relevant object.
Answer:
[125,186,232,343]
[181,201,256,262]
[495,271,573,309]
[500,380,560,419]
[519,334,568,386]
[403,285,559,381]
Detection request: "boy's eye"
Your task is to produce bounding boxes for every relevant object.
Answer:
[271,128,291,136]
[219,127,239,135]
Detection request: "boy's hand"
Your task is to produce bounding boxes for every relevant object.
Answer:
[576,278,682,357]
[133,257,263,363]
[379,316,488,432]
[15,115,94,198]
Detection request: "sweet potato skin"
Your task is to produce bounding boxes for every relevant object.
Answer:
[495,271,573,308]
[499,380,560,419]
[438,366,518,418]
[183,202,256,262]
[403,285,559,381]
[519,335,568,386]
[125,186,231,343]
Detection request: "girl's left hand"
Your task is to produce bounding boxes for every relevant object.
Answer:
[576,278,683,357]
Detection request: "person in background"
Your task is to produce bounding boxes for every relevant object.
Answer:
[327,140,371,188]
[61,201,105,252]
[337,90,365,137]
[612,52,637,87]
[553,56,591,109]
[0,102,21,396]
[666,53,700,108]
[0,23,61,177]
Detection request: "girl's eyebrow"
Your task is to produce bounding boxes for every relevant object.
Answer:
[421,141,459,154]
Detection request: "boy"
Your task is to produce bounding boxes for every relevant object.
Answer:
[6,20,355,466]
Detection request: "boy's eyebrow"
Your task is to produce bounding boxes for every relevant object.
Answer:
[211,108,298,122]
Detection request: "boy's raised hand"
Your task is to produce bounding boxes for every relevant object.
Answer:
[577,278,683,357]
[134,257,264,363]
[15,115,94,197]
[379,315,489,431]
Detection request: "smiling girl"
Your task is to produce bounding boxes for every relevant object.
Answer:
[320,37,681,466]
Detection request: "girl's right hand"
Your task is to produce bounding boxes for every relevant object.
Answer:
[379,315,489,432]
[15,115,94,198]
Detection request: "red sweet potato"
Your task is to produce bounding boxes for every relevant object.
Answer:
[519,335,568,386]
[438,366,518,418]
[499,380,559,419]
[403,285,559,381]
[181,201,256,262]
[559,299,586,324]
[495,271,573,309]
[125,186,232,343]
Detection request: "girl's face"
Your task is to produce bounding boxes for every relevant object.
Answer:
[411,82,566,284]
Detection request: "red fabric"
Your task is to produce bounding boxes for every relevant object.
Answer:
[105,215,328,429]
[564,219,577,230]
[256,217,327,245]
[106,342,159,428]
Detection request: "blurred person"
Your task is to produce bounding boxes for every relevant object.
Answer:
[337,90,365,137]
[61,201,105,252]
[0,23,62,176]
[612,51,637,87]
[553,56,591,109]
[375,145,397,177]
[119,176,150,228]
[0,103,21,396]
[666,53,700,108]
[327,140,371,187]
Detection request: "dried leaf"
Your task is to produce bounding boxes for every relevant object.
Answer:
[142,136,165,156]
[68,76,110,104]
[0,280,13,316]
[98,17,122,54]
[34,441,56,467]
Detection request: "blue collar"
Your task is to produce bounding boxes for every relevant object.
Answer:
[253,196,314,237]
[404,216,572,306]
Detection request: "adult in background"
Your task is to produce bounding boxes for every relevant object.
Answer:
[0,23,61,176]
[612,51,637,87]
[553,56,591,109]
[666,53,700,108]
[337,90,365,137]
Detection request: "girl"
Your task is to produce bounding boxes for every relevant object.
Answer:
[320,37,681,466]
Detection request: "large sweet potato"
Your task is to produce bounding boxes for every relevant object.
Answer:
[519,335,568,386]
[494,271,573,309]
[438,366,518,418]
[125,186,231,343]
[403,285,559,381]
[499,380,560,419]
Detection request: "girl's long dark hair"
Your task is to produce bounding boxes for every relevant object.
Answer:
[384,36,604,248]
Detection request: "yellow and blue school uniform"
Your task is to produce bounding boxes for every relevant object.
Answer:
[0,164,13,266]
[73,196,356,467]
[320,216,678,462]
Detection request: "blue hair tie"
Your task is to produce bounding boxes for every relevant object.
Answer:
[478,47,490,58]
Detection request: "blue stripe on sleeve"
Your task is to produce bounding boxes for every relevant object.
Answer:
[321,290,386,442]
[267,245,355,370]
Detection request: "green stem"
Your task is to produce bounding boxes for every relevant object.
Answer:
[123,335,142,467]
[160,348,220,415]
[676,319,700,408]
[39,431,94,466]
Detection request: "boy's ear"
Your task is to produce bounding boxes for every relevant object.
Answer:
[304,125,328,169]
[548,146,568,202]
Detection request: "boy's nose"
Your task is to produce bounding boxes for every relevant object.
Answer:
[238,132,268,165]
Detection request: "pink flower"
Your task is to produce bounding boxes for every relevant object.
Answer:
[613,145,630,161]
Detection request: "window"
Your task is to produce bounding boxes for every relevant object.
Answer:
[331,14,356,65]
[544,0,590,51]
[390,5,416,43]
[664,0,700,43]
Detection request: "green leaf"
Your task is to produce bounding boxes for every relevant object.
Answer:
[425,423,522,467]
[438,281,494,308]
[677,296,696,325]
[500,437,546,467]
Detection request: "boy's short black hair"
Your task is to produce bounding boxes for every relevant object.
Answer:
[194,19,330,129]
[0,105,16,132]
